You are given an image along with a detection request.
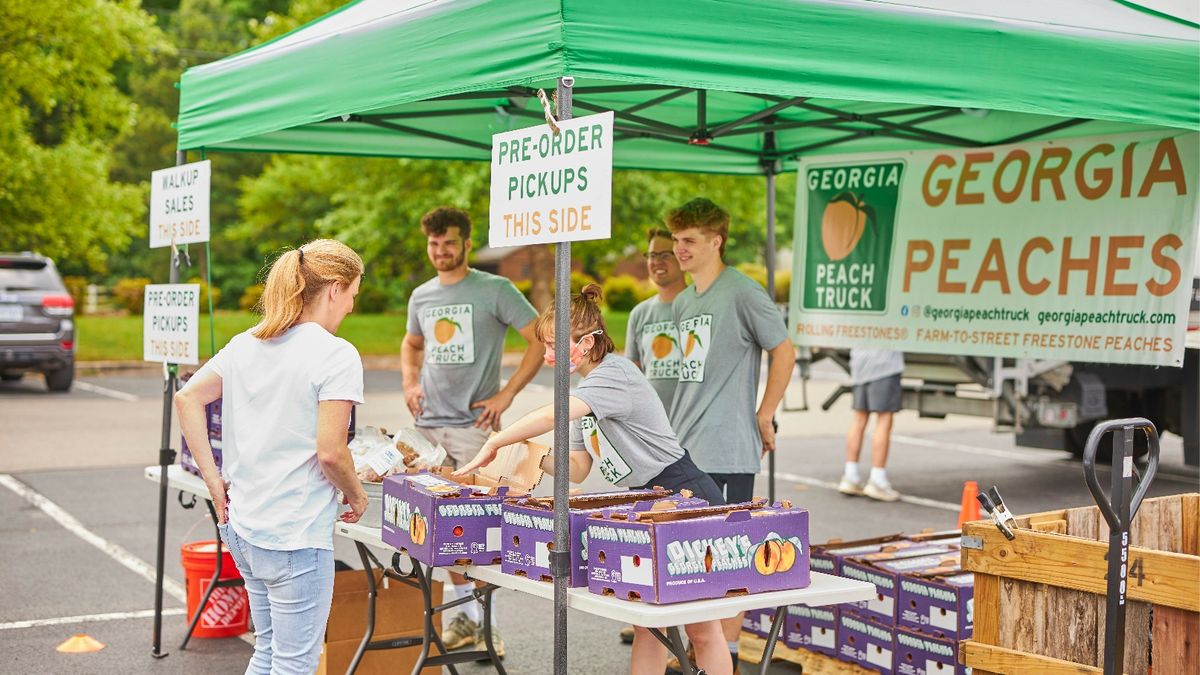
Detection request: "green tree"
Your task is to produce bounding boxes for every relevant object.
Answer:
[0,0,168,272]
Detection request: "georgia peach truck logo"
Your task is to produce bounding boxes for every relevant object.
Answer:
[802,162,903,313]
[639,320,680,380]
[677,314,711,382]
[580,415,631,484]
[423,304,475,364]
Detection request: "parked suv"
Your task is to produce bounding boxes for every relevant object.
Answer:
[0,252,75,391]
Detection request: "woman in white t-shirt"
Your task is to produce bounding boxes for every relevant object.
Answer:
[176,239,368,675]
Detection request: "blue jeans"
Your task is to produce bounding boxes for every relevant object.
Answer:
[218,522,334,675]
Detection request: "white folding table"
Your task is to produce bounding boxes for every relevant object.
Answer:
[147,466,875,675]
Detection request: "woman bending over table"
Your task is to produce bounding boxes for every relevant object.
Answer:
[457,283,731,675]
[176,239,368,675]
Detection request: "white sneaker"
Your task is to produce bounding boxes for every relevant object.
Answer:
[863,480,901,502]
[837,475,864,496]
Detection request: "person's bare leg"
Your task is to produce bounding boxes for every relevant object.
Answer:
[630,627,669,675]
[720,616,740,661]
[871,411,894,469]
[686,620,733,675]
[845,409,870,463]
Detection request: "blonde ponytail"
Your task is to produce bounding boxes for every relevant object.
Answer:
[253,239,363,340]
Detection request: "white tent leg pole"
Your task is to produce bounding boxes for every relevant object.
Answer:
[764,135,778,503]
[552,75,575,675]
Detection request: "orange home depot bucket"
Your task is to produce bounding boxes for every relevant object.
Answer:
[180,540,250,638]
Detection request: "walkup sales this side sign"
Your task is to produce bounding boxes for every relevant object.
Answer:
[489,112,613,248]
[790,132,1199,367]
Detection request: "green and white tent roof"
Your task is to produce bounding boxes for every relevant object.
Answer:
[176,0,1199,174]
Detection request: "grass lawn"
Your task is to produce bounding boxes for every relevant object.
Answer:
[76,310,631,362]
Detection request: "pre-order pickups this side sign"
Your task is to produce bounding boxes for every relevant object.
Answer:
[489,112,613,248]
[790,132,1199,366]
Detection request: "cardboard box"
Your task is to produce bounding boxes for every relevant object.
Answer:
[893,627,965,675]
[809,534,905,576]
[318,630,439,675]
[898,571,973,641]
[783,604,838,657]
[841,547,957,625]
[586,499,810,604]
[381,441,549,566]
[316,569,441,675]
[839,611,895,673]
[501,488,706,587]
[742,607,778,640]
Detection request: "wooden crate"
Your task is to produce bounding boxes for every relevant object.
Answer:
[961,493,1199,674]
[739,633,877,674]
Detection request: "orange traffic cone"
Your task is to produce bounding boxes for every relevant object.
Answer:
[958,481,980,527]
[56,634,105,653]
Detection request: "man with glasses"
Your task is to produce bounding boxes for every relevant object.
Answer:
[626,228,687,409]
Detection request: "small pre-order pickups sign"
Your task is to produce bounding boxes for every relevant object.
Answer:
[149,160,210,248]
[143,284,199,365]
[489,111,613,248]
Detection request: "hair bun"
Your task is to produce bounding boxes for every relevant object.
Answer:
[580,282,603,304]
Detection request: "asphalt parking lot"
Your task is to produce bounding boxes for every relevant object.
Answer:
[1,364,1194,674]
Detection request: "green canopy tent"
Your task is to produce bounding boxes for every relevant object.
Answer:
[155,0,1199,670]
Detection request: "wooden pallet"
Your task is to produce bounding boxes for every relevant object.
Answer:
[739,634,877,674]
[961,493,1200,674]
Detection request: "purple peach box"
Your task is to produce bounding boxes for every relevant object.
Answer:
[180,396,222,476]
[839,611,895,673]
[894,627,966,675]
[501,489,706,587]
[586,500,809,605]
[898,572,973,641]
[841,547,957,625]
[742,607,778,640]
[783,604,838,657]
[809,534,905,576]
[380,441,549,567]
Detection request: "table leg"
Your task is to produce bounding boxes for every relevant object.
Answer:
[346,541,378,675]
[478,584,508,675]
[759,606,787,675]
[180,499,243,650]
[644,627,705,675]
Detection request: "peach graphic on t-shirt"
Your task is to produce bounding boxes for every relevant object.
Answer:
[433,317,461,344]
[651,333,677,359]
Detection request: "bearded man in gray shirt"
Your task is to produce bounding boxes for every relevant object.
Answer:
[401,206,542,655]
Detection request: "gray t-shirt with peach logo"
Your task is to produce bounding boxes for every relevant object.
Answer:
[407,269,537,428]
[669,267,789,474]
[625,295,681,409]
[569,353,685,487]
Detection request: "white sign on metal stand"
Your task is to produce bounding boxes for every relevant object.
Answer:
[143,283,200,365]
[489,111,613,248]
[149,160,211,248]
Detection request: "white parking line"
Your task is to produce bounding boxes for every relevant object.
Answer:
[0,608,186,631]
[0,474,185,600]
[0,474,254,646]
[892,434,1069,463]
[74,381,139,402]
[763,469,961,513]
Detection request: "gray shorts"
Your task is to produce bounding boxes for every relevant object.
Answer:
[416,425,491,470]
[852,373,902,413]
